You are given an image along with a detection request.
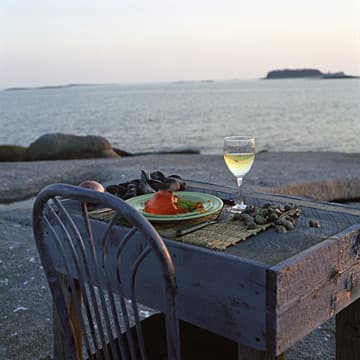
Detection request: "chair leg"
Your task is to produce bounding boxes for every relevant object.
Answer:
[336,297,360,360]
[238,343,285,359]
[53,299,66,360]
[53,274,82,360]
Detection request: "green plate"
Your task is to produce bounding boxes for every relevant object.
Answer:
[126,191,223,222]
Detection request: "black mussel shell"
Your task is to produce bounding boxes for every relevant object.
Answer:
[168,175,186,190]
[150,171,166,181]
[107,170,187,200]
[139,170,156,194]
[123,183,138,199]
[148,179,164,191]
[106,183,129,197]
[162,178,182,191]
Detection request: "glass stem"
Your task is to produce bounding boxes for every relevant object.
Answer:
[236,177,244,205]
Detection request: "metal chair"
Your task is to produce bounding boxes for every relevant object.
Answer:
[32,183,180,360]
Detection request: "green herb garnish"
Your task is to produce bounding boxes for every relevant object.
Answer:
[177,198,204,212]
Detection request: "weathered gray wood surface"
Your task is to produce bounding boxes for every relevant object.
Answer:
[226,192,360,265]
[336,297,360,360]
[59,193,360,357]
[268,224,360,355]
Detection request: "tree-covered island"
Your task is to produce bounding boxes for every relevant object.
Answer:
[264,69,359,79]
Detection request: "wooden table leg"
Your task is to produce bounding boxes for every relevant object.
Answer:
[336,297,360,360]
[53,274,82,360]
[238,343,285,360]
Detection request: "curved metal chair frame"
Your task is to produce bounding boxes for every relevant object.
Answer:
[32,183,180,360]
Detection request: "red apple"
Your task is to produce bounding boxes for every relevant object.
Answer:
[79,180,105,192]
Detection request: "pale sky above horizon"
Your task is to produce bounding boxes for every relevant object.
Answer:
[1,0,359,88]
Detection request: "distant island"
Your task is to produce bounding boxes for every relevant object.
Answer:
[4,83,92,91]
[264,69,359,79]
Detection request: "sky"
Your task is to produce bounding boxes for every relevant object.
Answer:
[1,0,359,87]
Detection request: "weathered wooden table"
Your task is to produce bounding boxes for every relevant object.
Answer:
[59,190,360,359]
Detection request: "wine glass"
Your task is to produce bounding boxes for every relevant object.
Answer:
[224,136,256,213]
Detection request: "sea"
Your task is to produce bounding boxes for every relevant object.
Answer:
[0,79,359,154]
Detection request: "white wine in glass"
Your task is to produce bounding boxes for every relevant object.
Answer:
[224,136,255,213]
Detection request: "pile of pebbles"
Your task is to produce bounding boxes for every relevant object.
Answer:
[236,203,302,234]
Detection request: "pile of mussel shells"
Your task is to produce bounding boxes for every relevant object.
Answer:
[236,202,302,233]
[106,170,186,200]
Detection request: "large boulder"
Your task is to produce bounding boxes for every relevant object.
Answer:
[0,145,27,161]
[24,133,120,161]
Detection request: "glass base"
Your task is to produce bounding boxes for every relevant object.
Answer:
[228,202,247,214]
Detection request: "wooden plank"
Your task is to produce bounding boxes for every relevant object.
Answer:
[336,297,360,360]
[127,235,269,351]
[268,224,360,355]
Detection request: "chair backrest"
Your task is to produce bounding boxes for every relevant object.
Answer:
[32,183,180,360]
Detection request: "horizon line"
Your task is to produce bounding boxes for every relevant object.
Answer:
[1,78,260,91]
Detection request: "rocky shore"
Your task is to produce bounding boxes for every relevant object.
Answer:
[1,152,360,359]
[0,133,199,163]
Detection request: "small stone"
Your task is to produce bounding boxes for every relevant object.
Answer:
[262,203,272,209]
[246,222,257,229]
[275,219,285,226]
[293,208,302,217]
[268,212,279,222]
[285,216,296,225]
[257,208,269,217]
[284,203,294,211]
[254,215,267,225]
[240,213,254,222]
[245,205,255,213]
[282,220,295,230]
[309,219,321,228]
[275,225,287,234]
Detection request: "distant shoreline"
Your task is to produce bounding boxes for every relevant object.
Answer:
[3,83,93,91]
[3,75,359,91]
[3,80,220,92]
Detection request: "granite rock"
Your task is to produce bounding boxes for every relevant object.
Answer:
[23,133,119,161]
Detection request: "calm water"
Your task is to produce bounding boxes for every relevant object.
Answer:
[0,79,359,154]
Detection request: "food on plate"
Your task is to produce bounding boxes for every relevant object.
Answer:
[144,190,205,215]
[79,180,105,192]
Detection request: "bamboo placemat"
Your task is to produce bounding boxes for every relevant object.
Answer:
[157,219,272,250]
